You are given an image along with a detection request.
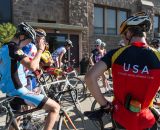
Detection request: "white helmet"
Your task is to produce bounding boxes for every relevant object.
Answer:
[119,12,151,34]
[101,42,106,47]
[95,39,102,46]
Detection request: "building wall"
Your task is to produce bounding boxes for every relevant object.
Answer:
[12,0,68,24]
[11,0,160,57]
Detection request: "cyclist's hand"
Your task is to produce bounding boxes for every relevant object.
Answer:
[101,101,113,113]
[37,37,45,51]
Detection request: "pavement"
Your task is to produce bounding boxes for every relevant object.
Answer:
[0,74,113,130]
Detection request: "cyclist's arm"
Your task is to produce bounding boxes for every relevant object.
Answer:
[89,53,94,65]
[85,61,109,106]
[21,49,43,71]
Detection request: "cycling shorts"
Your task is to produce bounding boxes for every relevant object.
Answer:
[8,87,48,108]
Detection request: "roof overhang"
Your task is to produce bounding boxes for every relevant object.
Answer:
[140,0,154,7]
[27,22,84,31]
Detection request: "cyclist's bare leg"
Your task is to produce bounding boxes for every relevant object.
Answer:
[102,74,112,92]
[42,98,60,130]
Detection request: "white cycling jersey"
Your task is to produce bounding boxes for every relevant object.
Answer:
[52,46,66,60]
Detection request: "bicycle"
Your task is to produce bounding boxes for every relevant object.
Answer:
[39,68,87,103]
[0,96,47,130]
[0,95,86,130]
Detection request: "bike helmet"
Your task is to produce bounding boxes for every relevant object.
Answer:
[65,39,73,47]
[101,42,106,47]
[151,39,160,48]
[17,22,36,42]
[119,12,151,34]
[35,28,46,37]
[95,39,102,46]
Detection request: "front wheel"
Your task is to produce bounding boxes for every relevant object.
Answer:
[68,77,87,102]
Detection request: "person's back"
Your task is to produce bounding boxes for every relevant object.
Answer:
[85,12,160,130]
[52,46,66,59]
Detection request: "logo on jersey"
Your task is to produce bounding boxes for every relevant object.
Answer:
[123,63,149,74]
[16,49,24,56]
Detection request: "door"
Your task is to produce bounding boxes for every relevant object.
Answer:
[46,33,79,67]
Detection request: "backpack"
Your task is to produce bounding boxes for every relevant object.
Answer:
[0,45,10,90]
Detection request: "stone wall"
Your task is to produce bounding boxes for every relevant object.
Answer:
[69,0,89,55]
[12,0,68,24]
[11,0,160,56]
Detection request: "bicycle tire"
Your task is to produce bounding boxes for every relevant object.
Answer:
[57,108,85,130]
[68,77,87,102]
[20,110,47,130]
[61,84,78,103]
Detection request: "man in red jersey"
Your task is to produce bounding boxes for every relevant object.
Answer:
[85,12,160,130]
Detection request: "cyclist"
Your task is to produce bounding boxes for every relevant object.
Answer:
[89,39,112,93]
[89,39,102,66]
[85,12,160,130]
[40,42,54,69]
[0,22,60,130]
[52,39,73,68]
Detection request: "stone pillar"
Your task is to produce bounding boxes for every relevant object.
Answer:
[69,0,89,55]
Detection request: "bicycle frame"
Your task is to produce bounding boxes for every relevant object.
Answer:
[39,75,77,101]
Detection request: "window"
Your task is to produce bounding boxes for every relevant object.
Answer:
[94,7,104,34]
[94,6,129,35]
[106,9,116,35]
[154,16,159,33]
[0,0,12,23]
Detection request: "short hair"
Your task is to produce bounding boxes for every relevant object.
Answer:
[128,26,145,37]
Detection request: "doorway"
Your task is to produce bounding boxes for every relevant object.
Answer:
[46,33,79,67]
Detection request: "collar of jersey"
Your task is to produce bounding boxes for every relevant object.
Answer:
[131,41,148,48]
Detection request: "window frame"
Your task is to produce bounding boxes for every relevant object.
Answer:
[94,5,130,35]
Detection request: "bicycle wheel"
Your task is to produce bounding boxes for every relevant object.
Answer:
[57,107,85,130]
[20,110,47,130]
[91,100,112,129]
[61,84,78,103]
[68,77,87,102]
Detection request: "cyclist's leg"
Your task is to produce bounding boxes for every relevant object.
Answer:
[42,98,60,130]
[9,87,60,130]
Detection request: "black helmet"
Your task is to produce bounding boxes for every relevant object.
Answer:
[119,12,151,34]
[151,39,160,48]
[17,22,36,42]
[65,39,73,47]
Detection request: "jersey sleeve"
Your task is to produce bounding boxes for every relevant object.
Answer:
[101,48,118,68]
[8,43,26,61]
